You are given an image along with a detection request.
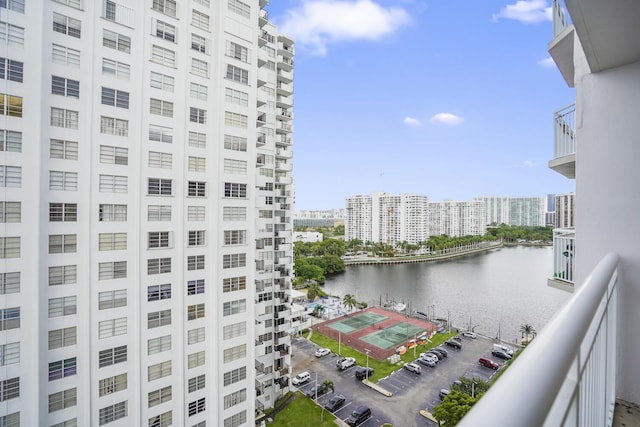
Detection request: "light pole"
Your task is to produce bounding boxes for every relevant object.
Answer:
[338,331,341,356]
[364,348,370,383]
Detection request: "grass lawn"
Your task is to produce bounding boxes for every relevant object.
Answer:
[310,330,455,381]
[267,391,337,427]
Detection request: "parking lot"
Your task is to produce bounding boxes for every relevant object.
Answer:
[291,334,509,426]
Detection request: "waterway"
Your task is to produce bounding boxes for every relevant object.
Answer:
[322,246,571,344]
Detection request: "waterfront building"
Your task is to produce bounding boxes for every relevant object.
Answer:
[508,196,546,227]
[293,208,345,228]
[554,192,575,229]
[428,199,487,237]
[0,1,294,425]
[475,196,511,226]
[293,231,323,243]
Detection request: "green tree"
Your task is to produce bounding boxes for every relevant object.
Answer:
[343,294,357,312]
[433,390,479,426]
[520,323,536,343]
[322,379,335,394]
[306,283,323,301]
[451,377,490,398]
[294,259,325,285]
[312,305,325,318]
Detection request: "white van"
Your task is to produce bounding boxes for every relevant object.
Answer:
[493,344,514,356]
[292,371,310,385]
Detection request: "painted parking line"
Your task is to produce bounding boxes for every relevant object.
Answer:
[333,400,353,415]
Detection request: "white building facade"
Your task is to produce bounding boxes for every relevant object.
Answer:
[554,192,575,229]
[508,196,546,227]
[474,196,511,226]
[0,1,293,426]
[428,200,487,237]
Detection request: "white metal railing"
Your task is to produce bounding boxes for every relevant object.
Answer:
[552,228,575,283]
[459,253,619,427]
[552,0,569,38]
[554,103,576,159]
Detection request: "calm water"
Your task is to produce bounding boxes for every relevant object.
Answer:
[323,246,571,344]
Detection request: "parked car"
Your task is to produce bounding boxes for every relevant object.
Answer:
[479,357,500,370]
[424,351,443,361]
[420,352,439,363]
[345,406,372,426]
[305,383,328,398]
[462,331,477,339]
[324,394,346,412]
[439,389,451,400]
[403,362,421,374]
[417,356,436,367]
[315,347,331,358]
[493,344,515,356]
[355,366,374,380]
[336,357,356,370]
[492,349,512,360]
[432,347,449,357]
[445,339,462,349]
[292,371,310,385]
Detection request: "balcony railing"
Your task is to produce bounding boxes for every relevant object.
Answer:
[459,253,619,427]
[554,103,576,159]
[552,0,569,38]
[551,227,575,286]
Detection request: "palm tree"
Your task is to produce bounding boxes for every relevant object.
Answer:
[312,305,325,318]
[520,323,536,344]
[322,379,335,395]
[306,283,321,301]
[343,294,357,313]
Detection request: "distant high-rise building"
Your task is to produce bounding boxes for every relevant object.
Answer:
[0,1,294,425]
[555,193,575,228]
[509,197,546,226]
[475,196,511,225]
[429,200,487,237]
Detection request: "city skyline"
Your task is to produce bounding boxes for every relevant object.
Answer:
[267,0,576,210]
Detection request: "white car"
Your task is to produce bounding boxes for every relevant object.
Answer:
[292,371,310,385]
[315,347,331,358]
[404,362,421,374]
[336,357,356,370]
[462,331,477,339]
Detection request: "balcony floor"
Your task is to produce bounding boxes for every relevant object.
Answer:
[614,399,640,427]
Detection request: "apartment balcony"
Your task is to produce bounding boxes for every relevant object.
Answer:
[277,69,293,83]
[276,95,293,108]
[257,132,267,146]
[259,9,268,27]
[548,103,576,179]
[275,147,292,159]
[278,56,294,71]
[276,81,293,96]
[275,161,292,172]
[276,135,292,146]
[276,122,293,134]
[278,42,295,58]
[277,108,293,120]
[548,0,575,87]
[548,228,575,293]
[459,253,620,427]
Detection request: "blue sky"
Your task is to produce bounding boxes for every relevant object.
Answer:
[266,0,576,210]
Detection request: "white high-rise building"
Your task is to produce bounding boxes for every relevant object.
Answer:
[0,1,294,426]
[554,193,575,228]
[345,192,429,246]
[474,196,511,226]
[508,196,546,227]
[428,200,487,237]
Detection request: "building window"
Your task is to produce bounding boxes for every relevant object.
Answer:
[148,360,171,380]
[99,233,127,251]
[194,0,210,6]
[0,58,22,83]
[48,296,77,318]
[100,115,128,136]
[190,82,208,100]
[0,342,19,366]
[99,204,127,222]
[102,58,130,80]
[150,98,173,117]
[148,178,172,196]
[0,272,19,294]
[100,145,128,165]
[0,21,24,46]
[0,307,19,330]
[223,344,246,363]
[225,64,248,84]
[225,88,248,106]
[152,0,176,17]
[49,203,77,222]
[148,284,171,301]
[148,205,171,221]
[188,351,205,369]
[49,171,77,191]
[103,29,130,53]
[223,321,246,340]
[53,12,81,38]
[188,230,205,246]
[150,125,173,143]
[148,257,171,275]
[223,366,246,386]
[49,265,77,286]
[224,182,247,198]
[48,357,77,381]
[224,158,247,174]
[99,174,127,193]
[188,156,206,173]
[99,345,127,367]
[228,0,250,18]
[188,327,205,344]
[223,276,246,293]
[0,201,20,222]
[187,303,205,320]
[188,131,206,148]
[224,230,246,245]
[189,107,206,124]
[49,234,76,254]
[187,255,204,271]
[51,418,78,427]
[224,111,248,128]
[192,10,209,29]
[226,41,249,63]
[98,261,127,280]
[187,206,205,221]
[99,373,127,397]
[52,44,80,67]
[223,388,246,409]
[222,299,246,316]
[191,34,208,54]
[151,45,175,67]
[148,231,170,248]
[50,107,76,128]
[0,129,21,153]
[0,94,21,117]
[48,327,76,350]
[0,237,19,259]
[101,87,129,109]
[154,19,175,42]
[150,71,174,92]
[188,398,205,416]
[48,387,76,413]
[98,317,127,339]
[148,386,172,408]
[148,335,171,356]
[190,58,208,78]
[187,279,205,295]
[223,206,246,221]
[52,76,80,98]
[98,289,127,309]
[0,0,25,13]
[222,253,246,269]
[98,401,127,425]
[188,374,206,393]
[224,411,247,427]
[50,139,78,160]
[187,181,206,197]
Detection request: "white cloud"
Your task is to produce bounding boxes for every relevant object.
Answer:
[429,113,464,126]
[277,0,411,56]
[491,0,552,24]
[403,117,422,128]
[521,160,537,168]
[537,57,555,68]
